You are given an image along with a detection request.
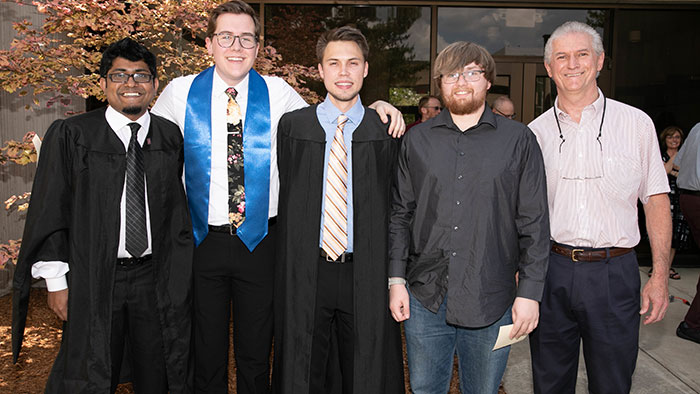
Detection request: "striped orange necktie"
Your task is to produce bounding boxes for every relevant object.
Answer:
[322,114,349,261]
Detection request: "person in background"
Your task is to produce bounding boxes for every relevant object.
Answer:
[648,125,688,280]
[491,95,516,120]
[406,95,442,130]
[672,121,700,345]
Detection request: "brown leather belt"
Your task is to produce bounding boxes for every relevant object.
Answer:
[551,244,633,262]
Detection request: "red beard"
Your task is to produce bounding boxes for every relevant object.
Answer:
[442,87,486,115]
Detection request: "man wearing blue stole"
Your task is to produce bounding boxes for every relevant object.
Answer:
[152,2,404,393]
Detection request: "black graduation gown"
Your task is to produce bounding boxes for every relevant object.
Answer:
[274,105,404,393]
[11,108,194,394]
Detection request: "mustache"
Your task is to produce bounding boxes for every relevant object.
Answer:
[451,88,474,96]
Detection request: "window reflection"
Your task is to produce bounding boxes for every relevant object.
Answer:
[437,8,604,55]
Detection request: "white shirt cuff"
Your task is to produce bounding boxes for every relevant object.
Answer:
[32,261,69,291]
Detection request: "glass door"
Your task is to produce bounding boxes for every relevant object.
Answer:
[490,57,550,125]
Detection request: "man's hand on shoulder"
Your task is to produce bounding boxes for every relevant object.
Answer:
[510,297,539,339]
[389,283,410,322]
[48,288,69,321]
[369,100,406,138]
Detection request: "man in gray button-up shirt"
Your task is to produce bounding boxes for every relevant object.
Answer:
[388,41,550,394]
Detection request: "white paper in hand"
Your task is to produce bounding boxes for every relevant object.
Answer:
[492,324,528,350]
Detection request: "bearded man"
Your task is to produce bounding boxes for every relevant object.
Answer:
[388,41,550,394]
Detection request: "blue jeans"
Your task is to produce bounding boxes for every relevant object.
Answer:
[404,290,512,394]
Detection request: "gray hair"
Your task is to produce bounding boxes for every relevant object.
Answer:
[544,21,604,64]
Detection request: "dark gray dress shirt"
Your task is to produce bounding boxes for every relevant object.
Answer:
[389,107,550,327]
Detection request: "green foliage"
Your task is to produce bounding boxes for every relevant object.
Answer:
[389,87,422,107]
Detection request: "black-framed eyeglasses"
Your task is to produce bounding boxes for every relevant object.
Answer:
[424,106,442,111]
[441,70,485,84]
[106,72,154,83]
[212,32,258,49]
[494,108,516,119]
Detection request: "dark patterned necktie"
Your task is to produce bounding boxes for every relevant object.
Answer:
[125,122,147,257]
[225,87,245,228]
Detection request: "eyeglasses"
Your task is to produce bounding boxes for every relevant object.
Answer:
[106,72,154,83]
[212,32,258,49]
[441,70,485,84]
[424,106,442,111]
[494,108,516,119]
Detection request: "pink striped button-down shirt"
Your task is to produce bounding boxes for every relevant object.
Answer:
[529,90,669,248]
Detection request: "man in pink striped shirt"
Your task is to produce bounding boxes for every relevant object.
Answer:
[528,21,672,394]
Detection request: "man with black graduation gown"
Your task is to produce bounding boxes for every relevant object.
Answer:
[11,38,193,394]
[274,26,404,394]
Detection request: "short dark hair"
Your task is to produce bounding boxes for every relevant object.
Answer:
[207,1,261,38]
[433,41,495,85]
[100,38,157,80]
[418,95,440,109]
[316,26,369,64]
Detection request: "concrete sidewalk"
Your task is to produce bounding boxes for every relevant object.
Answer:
[502,267,700,394]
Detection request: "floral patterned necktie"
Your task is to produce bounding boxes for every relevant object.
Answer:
[225,87,245,228]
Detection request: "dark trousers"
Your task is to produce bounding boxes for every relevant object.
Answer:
[530,249,640,394]
[110,261,167,394]
[309,258,354,394]
[193,224,276,394]
[679,193,700,329]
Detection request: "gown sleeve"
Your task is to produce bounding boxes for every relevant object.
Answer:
[12,119,75,362]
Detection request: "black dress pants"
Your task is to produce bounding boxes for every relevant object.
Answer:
[530,248,640,394]
[110,261,167,394]
[309,258,354,394]
[193,223,276,394]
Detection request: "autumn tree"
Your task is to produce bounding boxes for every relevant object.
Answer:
[0,0,320,268]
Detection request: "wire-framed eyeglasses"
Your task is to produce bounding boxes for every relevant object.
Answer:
[441,70,485,84]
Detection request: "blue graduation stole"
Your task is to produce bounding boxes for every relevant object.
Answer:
[184,66,271,251]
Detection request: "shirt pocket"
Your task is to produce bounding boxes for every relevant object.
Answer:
[600,152,642,200]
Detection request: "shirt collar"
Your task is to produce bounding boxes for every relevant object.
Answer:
[431,103,497,132]
[554,87,605,120]
[318,94,364,125]
[213,68,249,101]
[105,106,150,134]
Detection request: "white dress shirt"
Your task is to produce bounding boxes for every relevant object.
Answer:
[529,90,669,248]
[151,68,307,224]
[32,107,154,290]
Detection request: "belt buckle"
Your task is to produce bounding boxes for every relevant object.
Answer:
[571,248,583,262]
[325,252,345,263]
